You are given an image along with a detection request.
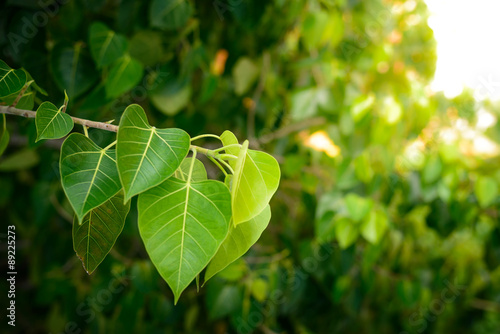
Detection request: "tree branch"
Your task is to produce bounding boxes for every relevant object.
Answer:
[0,105,119,132]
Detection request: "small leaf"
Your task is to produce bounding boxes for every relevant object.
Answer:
[335,217,358,249]
[60,133,122,223]
[150,0,193,31]
[232,57,259,96]
[475,176,498,208]
[89,22,128,68]
[2,88,35,110]
[231,140,280,225]
[0,114,9,156]
[344,193,373,223]
[138,177,231,303]
[251,278,269,302]
[116,104,190,202]
[73,191,130,274]
[360,209,388,244]
[175,157,207,182]
[35,101,74,141]
[50,42,99,99]
[105,55,143,98]
[0,60,27,98]
[205,205,271,283]
[150,79,192,116]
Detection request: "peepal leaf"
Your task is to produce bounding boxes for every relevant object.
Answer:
[175,158,207,182]
[0,60,26,98]
[73,191,130,274]
[138,176,231,303]
[35,101,74,141]
[205,205,271,283]
[232,140,280,225]
[50,43,99,99]
[105,55,143,98]
[220,130,239,168]
[89,22,128,68]
[116,104,190,202]
[61,133,122,223]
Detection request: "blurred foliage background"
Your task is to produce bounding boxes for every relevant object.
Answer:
[1,0,500,333]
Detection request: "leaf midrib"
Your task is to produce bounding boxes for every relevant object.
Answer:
[129,127,155,193]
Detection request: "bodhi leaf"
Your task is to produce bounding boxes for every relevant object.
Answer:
[231,140,280,225]
[35,101,74,141]
[174,158,207,182]
[116,104,190,202]
[105,55,143,98]
[73,191,130,274]
[138,160,231,303]
[61,133,122,223]
[0,114,10,156]
[2,87,35,110]
[0,60,26,98]
[150,0,193,31]
[89,22,128,68]
[50,42,99,99]
[204,205,271,283]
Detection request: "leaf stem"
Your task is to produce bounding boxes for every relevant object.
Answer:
[0,105,119,132]
[83,125,89,138]
[207,155,228,177]
[188,148,198,182]
[103,140,117,151]
[215,153,238,161]
[211,143,241,153]
[216,158,235,174]
[190,134,221,142]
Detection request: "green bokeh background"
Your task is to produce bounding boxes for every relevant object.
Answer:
[1,0,499,333]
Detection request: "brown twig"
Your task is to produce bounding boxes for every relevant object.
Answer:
[258,117,326,144]
[0,105,119,132]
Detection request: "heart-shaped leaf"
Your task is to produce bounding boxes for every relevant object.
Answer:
[73,191,130,274]
[205,205,271,283]
[138,159,231,303]
[35,101,74,141]
[61,133,122,223]
[116,104,190,202]
[174,157,207,182]
[105,55,143,98]
[220,130,239,168]
[0,60,26,98]
[89,22,128,68]
[50,43,99,99]
[231,140,280,225]
[150,0,193,31]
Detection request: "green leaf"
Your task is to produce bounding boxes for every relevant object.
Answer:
[475,176,498,208]
[335,217,358,249]
[175,157,207,182]
[105,55,143,98]
[205,205,271,283]
[2,88,35,110]
[0,60,27,98]
[150,0,193,31]
[360,209,388,244]
[138,175,231,303]
[129,30,163,67]
[60,133,122,223]
[50,42,99,99]
[0,114,9,156]
[231,140,280,225]
[89,22,128,68]
[73,191,130,274]
[220,130,239,168]
[35,101,74,142]
[0,149,39,171]
[232,57,259,96]
[251,278,269,302]
[345,193,373,223]
[150,79,192,116]
[116,104,190,202]
[290,87,334,121]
